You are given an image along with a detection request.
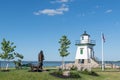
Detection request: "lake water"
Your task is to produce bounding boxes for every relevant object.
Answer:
[0,61,120,68]
[0,61,74,68]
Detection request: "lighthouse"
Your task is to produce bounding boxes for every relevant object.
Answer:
[75,31,96,65]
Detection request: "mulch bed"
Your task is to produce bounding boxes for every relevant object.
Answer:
[50,72,81,79]
[28,69,50,72]
[50,73,71,79]
[1,70,10,72]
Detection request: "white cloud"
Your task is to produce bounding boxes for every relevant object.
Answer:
[57,4,69,11]
[51,0,70,3]
[58,0,69,3]
[33,4,69,16]
[34,0,72,16]
[34,9,63,16]
[105,9,112,13]
[96,5,102,9]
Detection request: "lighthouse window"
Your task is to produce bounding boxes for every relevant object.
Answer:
[80,48,83,54]
[82,36,84,40]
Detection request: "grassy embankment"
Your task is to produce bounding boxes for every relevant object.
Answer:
[0,68,120,80]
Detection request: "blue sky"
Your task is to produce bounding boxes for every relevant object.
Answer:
[0,0,120,61]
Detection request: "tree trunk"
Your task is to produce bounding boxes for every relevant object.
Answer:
[6,63,8,70]
[0,61,1,70]
[62,57,64,70]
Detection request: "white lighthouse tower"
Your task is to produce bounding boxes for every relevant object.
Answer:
[75,31,96,65]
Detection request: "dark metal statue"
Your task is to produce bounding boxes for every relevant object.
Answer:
[38,50,44,70]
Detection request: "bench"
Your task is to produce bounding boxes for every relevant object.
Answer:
[30,65,42,72]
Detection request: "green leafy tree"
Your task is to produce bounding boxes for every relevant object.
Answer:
[0,38,24,70]
[0,38,16,70]
[13,52,24,69]
[58,35,71,70]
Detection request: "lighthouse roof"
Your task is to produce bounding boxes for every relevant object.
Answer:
[81,31,90,36]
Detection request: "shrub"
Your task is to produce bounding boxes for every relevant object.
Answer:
[70,65,77,70]
[56,70,63,75]
[81,69,90,75]
[70,71,81,78]
[81,69,99,76]
[52,70,63,76]
[50,70,81,78]
[89,71,99,76]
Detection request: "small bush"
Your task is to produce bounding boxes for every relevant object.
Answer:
[70,65,77,70]
[54,70,63,75]
[81,69,99,76]
[50,70,63,78]
[81,69,90,75]
[70,71,81,78]
[89,71,99,76]
[50,70,81,78]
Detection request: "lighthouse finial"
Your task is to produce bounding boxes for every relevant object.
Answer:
[81,31,90,36]
[84,31,87,34]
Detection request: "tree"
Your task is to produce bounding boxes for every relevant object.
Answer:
[58,35,71,70]
[0,38,24,70]
[0,38,16,70]
[13,52,24,69]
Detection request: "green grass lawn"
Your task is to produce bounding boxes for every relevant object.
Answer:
[0,68,120,80]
